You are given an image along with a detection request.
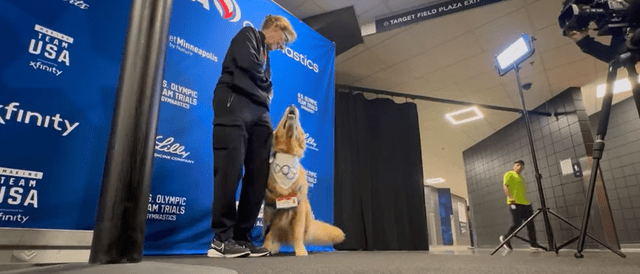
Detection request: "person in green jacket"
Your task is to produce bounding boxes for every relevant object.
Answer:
[499,160,544,252]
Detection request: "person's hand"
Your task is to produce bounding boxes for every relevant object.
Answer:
[508,199,516,205]
[567,29,589,42]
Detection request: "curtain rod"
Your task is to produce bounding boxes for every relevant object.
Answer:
[336,84,556,117]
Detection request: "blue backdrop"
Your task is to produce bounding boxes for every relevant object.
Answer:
[143,0,336,255]
[0,0,131,229]
[0,0,335,256]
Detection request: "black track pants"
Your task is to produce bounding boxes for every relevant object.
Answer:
[211,86,272,242]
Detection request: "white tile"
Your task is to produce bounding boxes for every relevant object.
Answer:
[525,0,563,31]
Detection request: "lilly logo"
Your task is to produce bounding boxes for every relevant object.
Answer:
[191,0,241,22]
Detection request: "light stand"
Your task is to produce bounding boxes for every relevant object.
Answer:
[574,27,640,259]
[490,34,614,256]
[490,34,554,254]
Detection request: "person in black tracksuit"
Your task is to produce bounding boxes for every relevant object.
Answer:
[208,15,296,258]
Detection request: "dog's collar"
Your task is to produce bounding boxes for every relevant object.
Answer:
[264,196,300,210]
[270,152,300,189]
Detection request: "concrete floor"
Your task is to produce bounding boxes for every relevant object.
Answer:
[1,247,638,274]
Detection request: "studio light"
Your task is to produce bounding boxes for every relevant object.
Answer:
[494,34,535,76]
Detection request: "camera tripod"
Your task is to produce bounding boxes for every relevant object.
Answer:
[575,27,640,259]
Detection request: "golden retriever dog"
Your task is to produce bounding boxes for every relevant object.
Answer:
[262,105,345,256]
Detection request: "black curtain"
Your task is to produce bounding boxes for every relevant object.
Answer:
[334,91,428,251]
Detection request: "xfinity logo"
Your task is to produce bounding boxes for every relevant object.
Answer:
[0,102,80,136]
[61,0,89,9]
[29,61,62,76]
[191,0,241,22]
[282,47,319,73]
[0,213,30,224]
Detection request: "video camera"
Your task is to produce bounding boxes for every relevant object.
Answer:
[558,0,639,36]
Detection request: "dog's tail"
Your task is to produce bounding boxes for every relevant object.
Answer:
[305,220,346,245]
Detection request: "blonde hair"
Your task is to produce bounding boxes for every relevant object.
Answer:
[261,15,297,42]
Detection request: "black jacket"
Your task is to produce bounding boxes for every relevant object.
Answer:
[217,26,272,109]
[575,30,626,63]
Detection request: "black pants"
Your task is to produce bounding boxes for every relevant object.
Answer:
[504,204,538,246]
[211,86,272,242]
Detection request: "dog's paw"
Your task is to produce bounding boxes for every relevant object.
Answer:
[295,250,308,257]
[267,242,280,254]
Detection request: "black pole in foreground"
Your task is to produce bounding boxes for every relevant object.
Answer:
[90,0,173,264]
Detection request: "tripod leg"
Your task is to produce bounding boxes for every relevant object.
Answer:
[491,209,542,255]
[548,210,625,257]
[557,236,580,251]
[575,61,619,259]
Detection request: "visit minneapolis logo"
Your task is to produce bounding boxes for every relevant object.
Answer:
[27,24,73,76]
[167,35,218,62]
[191,0,241,22]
